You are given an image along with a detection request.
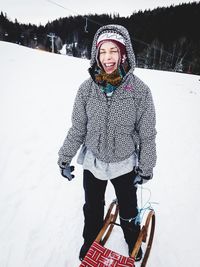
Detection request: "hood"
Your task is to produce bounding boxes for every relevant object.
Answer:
[90,24,136,72]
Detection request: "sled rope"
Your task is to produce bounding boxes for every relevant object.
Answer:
[120,186,158,224]
[136,185,159,224]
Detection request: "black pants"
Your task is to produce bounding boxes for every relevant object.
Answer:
[82,169,140,249]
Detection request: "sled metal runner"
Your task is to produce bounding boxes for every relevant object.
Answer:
[79,199,155,267]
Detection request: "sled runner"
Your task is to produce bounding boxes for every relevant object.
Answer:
[79,199,155,267]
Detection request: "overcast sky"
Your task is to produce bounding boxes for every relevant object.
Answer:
[0,0,197,25]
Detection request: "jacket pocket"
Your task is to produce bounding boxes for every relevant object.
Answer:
[85,124,101,153]
[114,125,135,158]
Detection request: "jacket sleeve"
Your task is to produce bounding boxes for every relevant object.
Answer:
[58,82,88,166]
[136,87,157,177]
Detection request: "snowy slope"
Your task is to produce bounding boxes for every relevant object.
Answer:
[0,41,200,267]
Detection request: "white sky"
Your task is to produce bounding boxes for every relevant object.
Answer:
[0,0,197,25]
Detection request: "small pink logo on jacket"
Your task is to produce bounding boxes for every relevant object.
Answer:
[123,84,134,91]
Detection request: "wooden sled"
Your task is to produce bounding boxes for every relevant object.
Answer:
[79,199,155,267]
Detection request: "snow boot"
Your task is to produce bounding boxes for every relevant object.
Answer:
[129,246,143,261]
[120,219,142,261]
[79,242,91,261]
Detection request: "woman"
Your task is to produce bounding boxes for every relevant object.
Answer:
[58,24,157,261]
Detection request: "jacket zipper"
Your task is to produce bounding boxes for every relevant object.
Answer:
[105,96,111,160]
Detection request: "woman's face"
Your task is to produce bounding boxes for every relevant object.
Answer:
[99,42,120,74]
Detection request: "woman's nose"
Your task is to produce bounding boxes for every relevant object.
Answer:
[105,52,112,60]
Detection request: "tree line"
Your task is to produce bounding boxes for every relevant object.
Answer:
[0,2,200,74]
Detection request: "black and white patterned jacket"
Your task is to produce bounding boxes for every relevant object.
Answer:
[58,25,157,177]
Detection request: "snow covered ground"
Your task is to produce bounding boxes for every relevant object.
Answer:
[0,41,200,267]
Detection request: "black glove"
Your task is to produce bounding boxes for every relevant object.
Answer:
[60,162,75,181]
[133,167,152,185]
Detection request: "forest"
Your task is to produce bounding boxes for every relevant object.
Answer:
[0,2,200,74]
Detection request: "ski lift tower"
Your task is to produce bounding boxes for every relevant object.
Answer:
[47,33,56,53]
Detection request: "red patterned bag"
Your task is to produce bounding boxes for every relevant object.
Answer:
[79,241,135,267]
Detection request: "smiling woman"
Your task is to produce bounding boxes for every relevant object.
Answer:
[94,31,129,94]
[99,42,120,74]
[57,24,157,262]
[97,36,127,72]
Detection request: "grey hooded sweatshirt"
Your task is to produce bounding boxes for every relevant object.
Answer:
[58,24,157,177]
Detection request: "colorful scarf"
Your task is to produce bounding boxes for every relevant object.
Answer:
[93,62,129,94]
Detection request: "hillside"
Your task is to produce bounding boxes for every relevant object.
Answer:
[0,41,200,267]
